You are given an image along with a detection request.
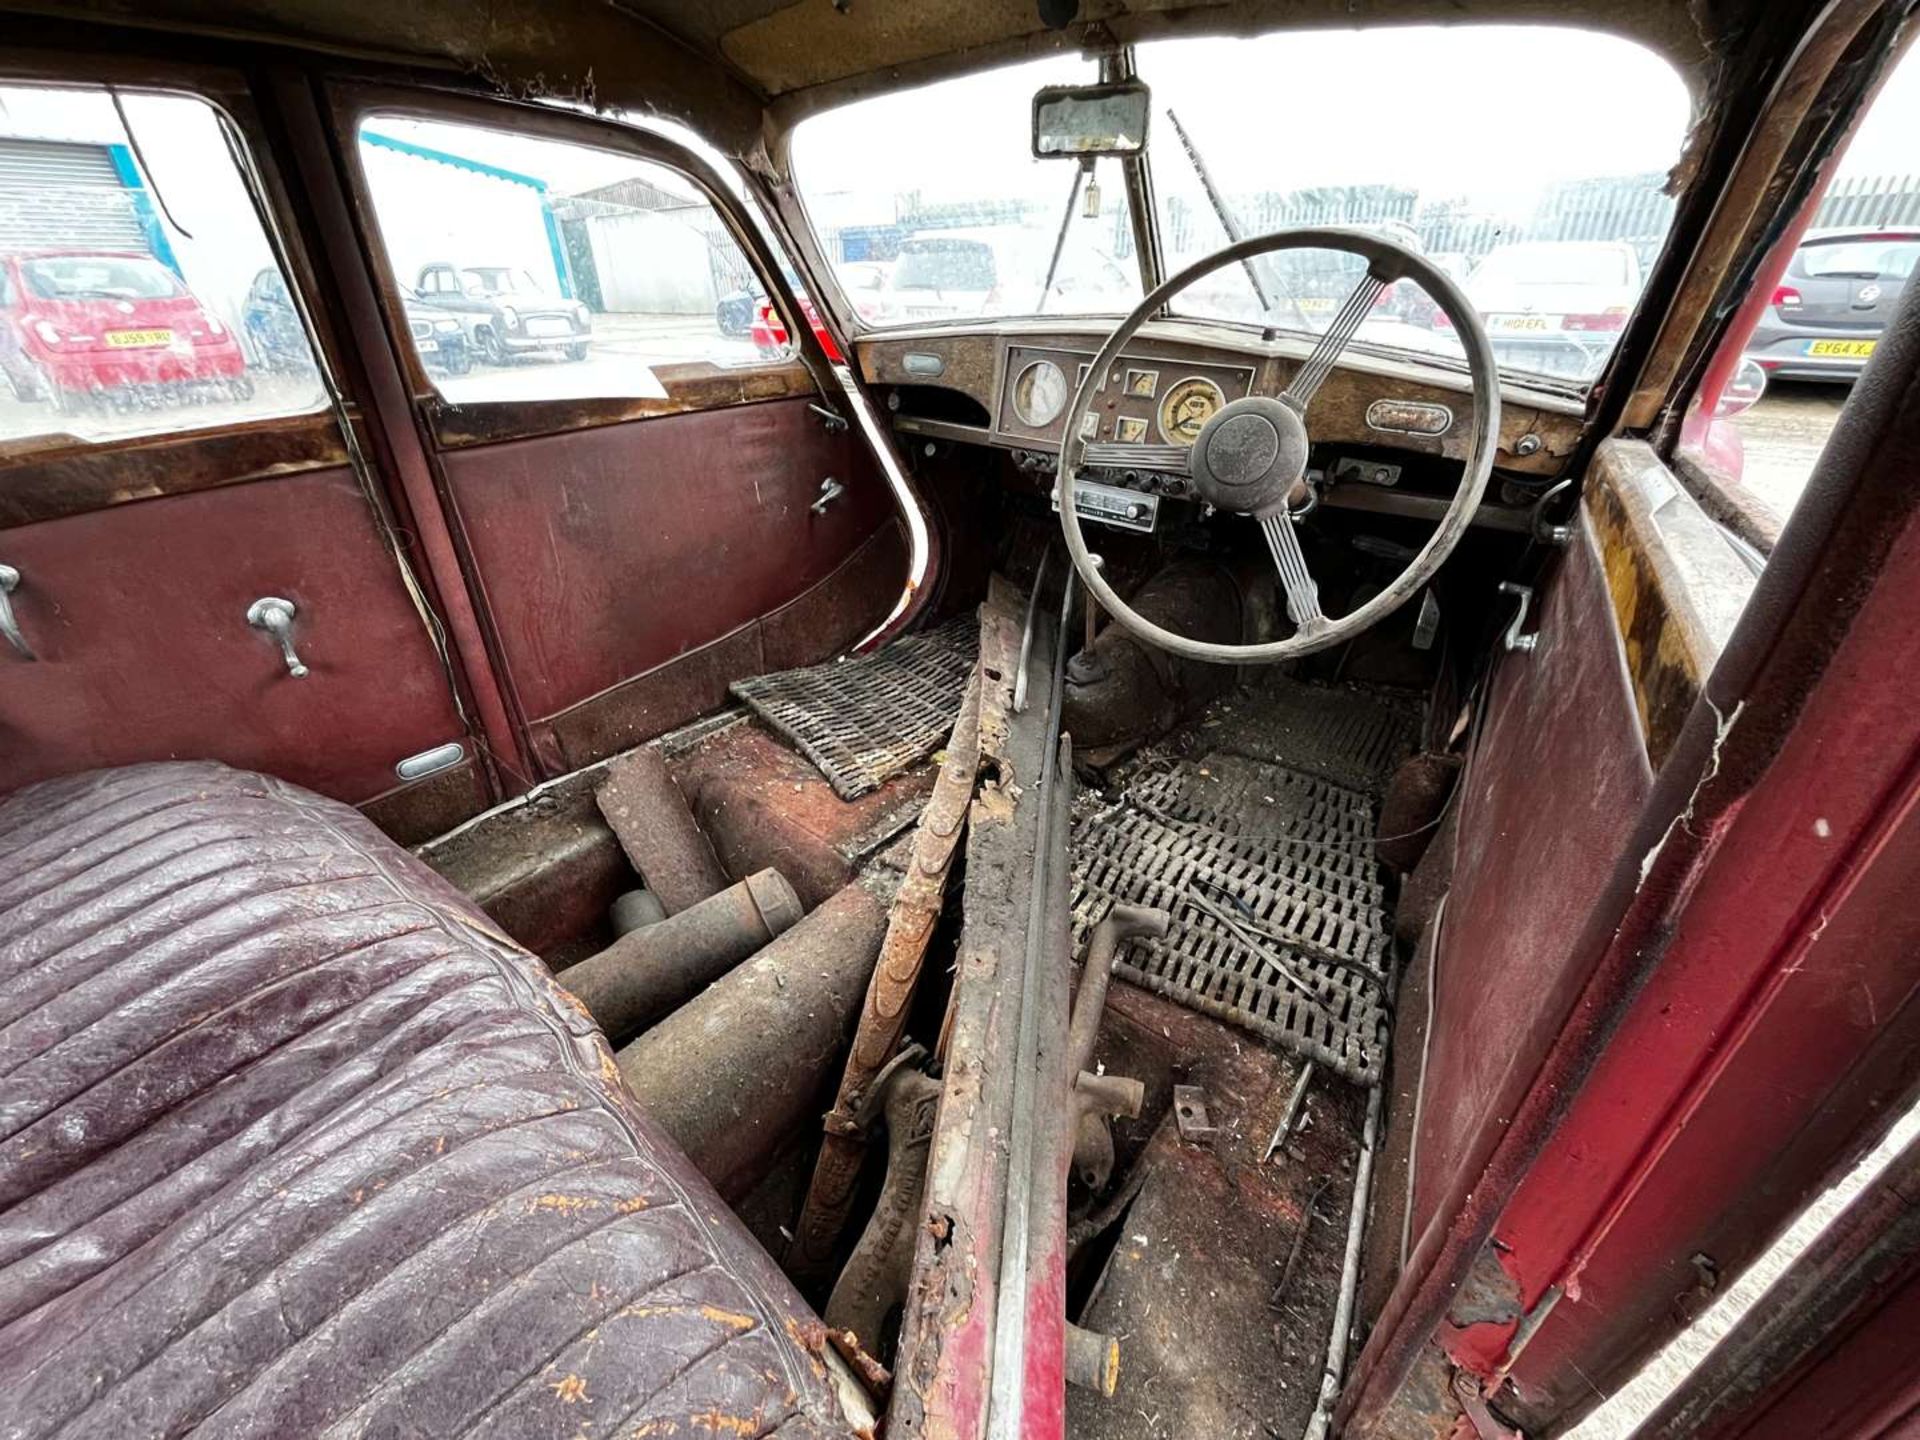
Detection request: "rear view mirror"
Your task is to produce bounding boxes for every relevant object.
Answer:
[1033,80,1151,159]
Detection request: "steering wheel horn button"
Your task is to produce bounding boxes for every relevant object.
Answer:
[1191,395,1308,518]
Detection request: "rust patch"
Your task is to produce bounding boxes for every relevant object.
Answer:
[615,1194,652,1214]
[688,1413,759,1437]
[548,1373,590,1404]
[697,1305,759,1333]
[529,1194,602,1215]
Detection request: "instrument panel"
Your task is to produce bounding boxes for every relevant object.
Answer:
[996,344,1254,449]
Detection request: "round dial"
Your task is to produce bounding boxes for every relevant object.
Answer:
[1158,376,1226,445]
[1012,359,1070,428]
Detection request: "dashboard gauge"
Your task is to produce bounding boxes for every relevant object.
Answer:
[1012,359,1070,428]
[1158,376,1226,444]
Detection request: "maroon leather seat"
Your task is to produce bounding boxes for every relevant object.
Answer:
[0,763,854,1439]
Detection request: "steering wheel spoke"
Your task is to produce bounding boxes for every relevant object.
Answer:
[1260,512,1331,638]
[1278,267,1390,415]
[1081,440,1192,475]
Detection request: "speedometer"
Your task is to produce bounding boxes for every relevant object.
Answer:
[1012,359,1070,428]
[1158,376,1226,445]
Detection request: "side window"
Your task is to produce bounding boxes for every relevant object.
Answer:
[0,84,326,447]
[1683,41,1919,548]
[355,116,782,406]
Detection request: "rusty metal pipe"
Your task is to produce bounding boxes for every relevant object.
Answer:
[1069,904,1172,1077]
[595,745,729,914]
[616,878,891,1200]
[561,868,802,1044]
[1064,1323,1121,1397]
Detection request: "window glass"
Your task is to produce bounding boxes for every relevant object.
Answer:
[1139,27,1688,388]
[0,85,325,447]
[790,29,1689,391]
[1697,39,1920,538]
[791,58,1142,328]
[356,116,777,406]
[1791,237,1919,280]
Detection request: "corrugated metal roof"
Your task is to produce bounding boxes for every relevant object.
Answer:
[0,139,145,254]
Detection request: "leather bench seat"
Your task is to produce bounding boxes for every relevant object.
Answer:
[0,762,854,1439]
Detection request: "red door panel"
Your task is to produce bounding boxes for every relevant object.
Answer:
[441,398,898,771]
[1410,510,1653,1246]
[0,469,475,809]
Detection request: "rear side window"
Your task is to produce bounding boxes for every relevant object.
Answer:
[354,116,784,406]
[1792,238,1920,280]
[0,85,326,448]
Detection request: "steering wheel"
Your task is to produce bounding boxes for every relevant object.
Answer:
[1056,227,1500,663]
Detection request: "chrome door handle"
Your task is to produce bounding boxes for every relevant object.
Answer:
[0,564,35,660]
[247,596,309,678]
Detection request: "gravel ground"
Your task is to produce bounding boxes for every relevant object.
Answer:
[1727,380,1850,527]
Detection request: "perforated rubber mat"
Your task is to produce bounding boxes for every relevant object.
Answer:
[1213,676,1421,794]
[1071,750,1393,1084]
[731,616,977,800]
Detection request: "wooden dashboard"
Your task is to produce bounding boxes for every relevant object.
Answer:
[856,321,1587,487]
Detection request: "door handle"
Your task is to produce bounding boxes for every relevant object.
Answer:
[247,596,309,678]
[0,564,35,660]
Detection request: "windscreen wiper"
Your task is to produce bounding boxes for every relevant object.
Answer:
[1165,108,1312,331]
[1037,158,1092,313]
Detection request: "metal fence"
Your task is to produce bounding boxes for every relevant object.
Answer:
[873,170,1920,276]
[1813,172,1920,230]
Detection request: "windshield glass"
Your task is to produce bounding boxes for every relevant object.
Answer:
[791,57,1142,326]
[23,254,183,301]
[790,26,1690,390]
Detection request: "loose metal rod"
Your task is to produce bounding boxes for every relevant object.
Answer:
[1302,1078,1384,1440]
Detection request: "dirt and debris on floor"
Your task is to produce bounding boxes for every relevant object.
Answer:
[1069,983,1364,1440]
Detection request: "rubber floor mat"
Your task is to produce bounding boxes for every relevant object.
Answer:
[1212,676,1421,794]
[731,616,977,800]
[1071,752,1392,1084]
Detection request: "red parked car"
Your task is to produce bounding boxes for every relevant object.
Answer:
[0,250,250,410]
[750,294,842,360]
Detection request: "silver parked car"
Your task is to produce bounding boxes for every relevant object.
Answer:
[1746,228,1917,382]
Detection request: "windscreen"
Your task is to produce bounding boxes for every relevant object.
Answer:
[790,26,1692,390]
[791,57,1143,327]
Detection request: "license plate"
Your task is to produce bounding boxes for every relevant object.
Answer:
[417,338,439,354]
[525,317,571,338]
[1491,315,1550,333]
[1807,338,1875,358]
[105,328,173,348]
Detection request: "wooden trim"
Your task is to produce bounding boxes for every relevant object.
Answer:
[0,413,349,528]
[1586,438,1758,767]
[425,361,816,448]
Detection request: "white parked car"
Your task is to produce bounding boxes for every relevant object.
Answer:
[1454,240,1644,381]
[885,228,1134,323]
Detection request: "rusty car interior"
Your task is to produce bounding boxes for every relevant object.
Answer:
[4,2,1920,1438]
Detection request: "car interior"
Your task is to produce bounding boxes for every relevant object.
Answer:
[3,3,1920,1439]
